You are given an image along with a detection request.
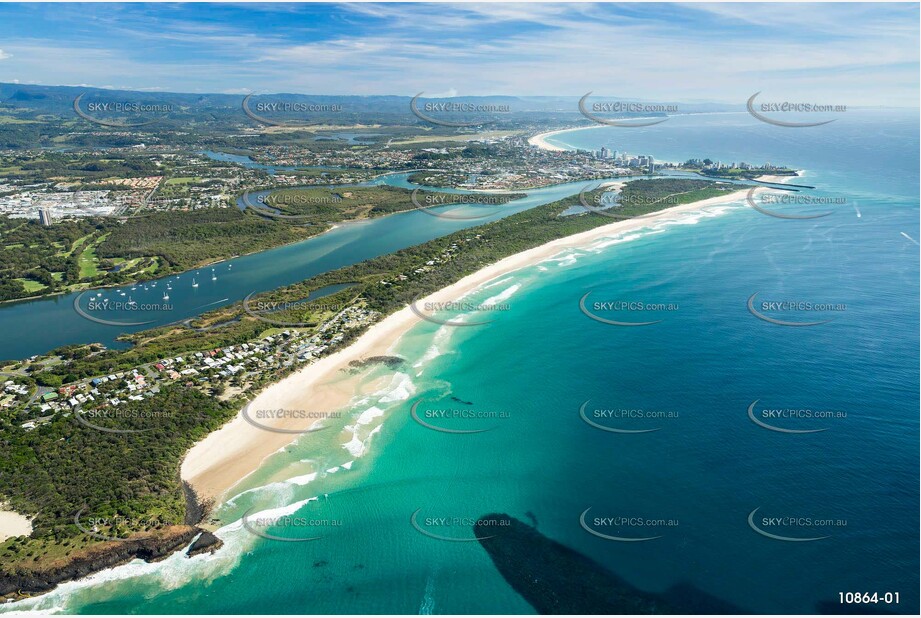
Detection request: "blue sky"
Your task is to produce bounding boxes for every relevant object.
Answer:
[0,2,917,105]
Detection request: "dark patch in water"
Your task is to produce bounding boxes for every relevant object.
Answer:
[345,355,404,372]
[474,513,745,615]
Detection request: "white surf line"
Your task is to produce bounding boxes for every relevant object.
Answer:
[900,232,919,246]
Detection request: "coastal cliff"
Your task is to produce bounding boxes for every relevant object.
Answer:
[0,525,201,602]
[0,483,221,602]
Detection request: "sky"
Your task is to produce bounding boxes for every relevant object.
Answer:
[0,2,917,106]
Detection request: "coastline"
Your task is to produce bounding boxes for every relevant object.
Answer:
[181,186,755,505]
[528,126,594,151]
[755,172,800,183]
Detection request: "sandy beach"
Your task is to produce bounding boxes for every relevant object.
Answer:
[528,127,595,151]
[755,172,801,183]
[0,508,32,542]
[182,186,754,504]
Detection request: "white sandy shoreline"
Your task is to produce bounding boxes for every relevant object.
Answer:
[755,172,801,184]
[530,129,806,187]
[528,126,595,151]
[181,186,755,505]
[0,508,32,542]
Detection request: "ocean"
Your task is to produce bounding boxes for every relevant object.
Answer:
[5,109,918,614]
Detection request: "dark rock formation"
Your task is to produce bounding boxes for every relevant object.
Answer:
[346,355,404,371]
[2,486,222,601]
[186,530,223,557]
[0,526,199,601]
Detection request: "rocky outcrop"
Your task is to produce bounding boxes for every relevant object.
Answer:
[1,479,225,602]
[186,530,223,557]
[345,355,404,372]
[0,526,201,602]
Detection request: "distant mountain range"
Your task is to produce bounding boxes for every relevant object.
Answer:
[0,82,741,121]
[0,81,749,150]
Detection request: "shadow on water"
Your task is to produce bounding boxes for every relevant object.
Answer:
[473,514,897,615]
[473,513,744,615]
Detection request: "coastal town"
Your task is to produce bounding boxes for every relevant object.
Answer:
[0,123,797,438]
[2,302,380,432]
[1,225,498,433]
[0,135,793,224]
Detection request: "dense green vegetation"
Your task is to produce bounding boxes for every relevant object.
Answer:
[0,209,312,302]
[0,217,110,301]
[0,153,159,183]
[696,167,796,181]
[266,185,414,221]
[0,185,518,302]
[34,178,741,383]
[617,178,740,211]
[97,208,312,271]
[261,185,523,225]
[0,386,235,570]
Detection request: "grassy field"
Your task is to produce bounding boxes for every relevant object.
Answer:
[77,246,100,279]
[164,176,202,185]
[64,233,94,258]
[389,129,525,145]
[0,115,39,125]
[77,233,109,279]
[14,278,47,292]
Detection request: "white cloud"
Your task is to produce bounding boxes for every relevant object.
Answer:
[0,49,12,61]
[0,4,916,106]
[427,88,459,99]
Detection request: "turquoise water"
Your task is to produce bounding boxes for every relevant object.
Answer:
[6,110,917,614]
